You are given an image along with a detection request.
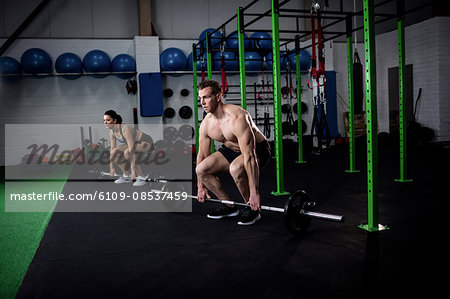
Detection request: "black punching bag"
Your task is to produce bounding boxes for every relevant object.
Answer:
[353,52,363,114]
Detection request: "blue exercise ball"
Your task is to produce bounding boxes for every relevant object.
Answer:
[55,52,82,80]
[244,52,262,75]
[20,48,52,75]
[187,52,194,71]
[0,56,21,82]
[250,32,272,52]
[226,31,250,49]
[300,50,312,70]
[212,52,221,72]
[160,47,187,72]
[265,51,289,71]
[223,51,239,72]
[212,51,239,72]
[187,52,209,72]
[187,52,197,71]
[280,51,290,70]
[112,54,136,79]
[199,28,223,50]
[83,50,111,78]
[288,50,312,71]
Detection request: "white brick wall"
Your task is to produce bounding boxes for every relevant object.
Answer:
[374,17,449,141]
[333,41,365,137]
[437,18,450,141]
[333,17,450,142]
[135,36,160,74]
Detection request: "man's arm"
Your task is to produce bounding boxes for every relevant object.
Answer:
[233,113,260,211]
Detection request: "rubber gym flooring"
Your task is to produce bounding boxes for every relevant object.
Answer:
[4,137,448,298]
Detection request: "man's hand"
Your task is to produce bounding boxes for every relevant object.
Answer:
[248,193,261,211]
[197,187,208,203]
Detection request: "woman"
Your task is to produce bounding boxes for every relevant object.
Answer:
[104,110,153,186]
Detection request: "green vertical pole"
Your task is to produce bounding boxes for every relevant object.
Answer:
[192,44,199,155]
[206,32,215,153]
[294,35,306,164]
[345,16,359,173]
[358,0,388,232]
[395,0,412,183]
[237,7,247,109]
[270,0,288,196]
[206,32,213,79]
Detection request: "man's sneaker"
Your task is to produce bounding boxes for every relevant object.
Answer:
[133,176,147,187]
[237,207,261,225]
[114,176,132,184]
[207,204,239,219]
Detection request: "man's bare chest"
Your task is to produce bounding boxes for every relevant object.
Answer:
[208,119,236,143]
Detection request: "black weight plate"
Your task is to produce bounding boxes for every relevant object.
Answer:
[179,106,193,119]
[292,120,307,135]
[301,101,307,114]
[284,190,312,235]
[163,88,174,97]
[180,88,190,97]
[174,139,186,152]
[281,103,291,114]
[163,126,178,142]
[148,171,166,191]
[302,120,307,134]
[178,124,194,141]
[164,107,176,118]
[293,102,307,114]
[282,121,293,136]
[161,181,190,212]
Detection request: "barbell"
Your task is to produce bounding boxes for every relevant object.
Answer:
[170,188,344,235]
[91,169,344,235]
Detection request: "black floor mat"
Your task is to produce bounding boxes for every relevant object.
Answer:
[16,140,449,298]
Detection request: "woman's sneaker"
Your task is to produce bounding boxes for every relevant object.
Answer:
[207,204,239,219]
[133,176,147,187]
[114,175,132,184]
[237,207,261,225]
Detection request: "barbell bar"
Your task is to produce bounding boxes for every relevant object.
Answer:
[176,192,343,223]
[152,189,285,212]
[91,169,344,234]
[154,186,344,234]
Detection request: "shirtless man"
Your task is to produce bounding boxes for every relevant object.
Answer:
[196,80,271,225]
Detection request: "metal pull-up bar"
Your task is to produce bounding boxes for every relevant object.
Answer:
[0,0,52,56]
